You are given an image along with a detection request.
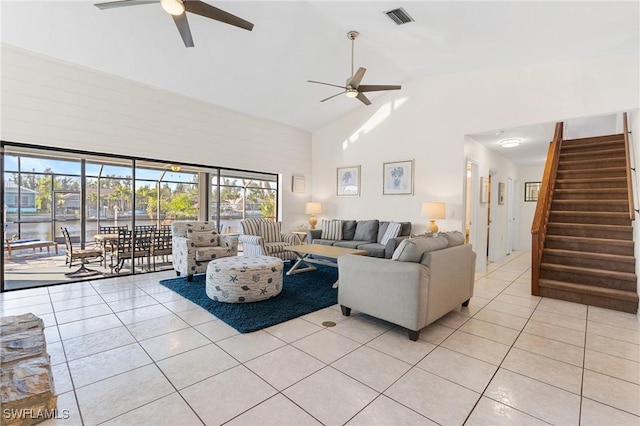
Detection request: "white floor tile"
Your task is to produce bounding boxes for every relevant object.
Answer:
[180,365,277,425]
[484,369,581,425]
[157,343,239,389]
[226,394,321,426]
[292,329,361,364]
[514,332,584,367]
[194,319,239,342]
[367,327,436,364]
[139,327,210,361]
[332,345,412,392]
[245,345,325,391]
[68,343,152,388]
[417,346,497,393]
[580,397,640,426]
[347,395,436,425]
[283,367,378,426]
[582,370,640,415]
[501,347,583,394]
[63,326,135,361]
[441,331,511,366]
[264,317,323,343]
[75,364,174,425]
[466,396,549,425]
[385,367,480,425]
[215,330,286,363]
[102,393,203,426]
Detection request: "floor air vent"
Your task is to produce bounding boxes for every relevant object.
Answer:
[384,7,414,25]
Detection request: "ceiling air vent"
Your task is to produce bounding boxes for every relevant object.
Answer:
[384,7,414,25]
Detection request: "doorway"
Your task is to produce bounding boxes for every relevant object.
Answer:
[465,160,479,253]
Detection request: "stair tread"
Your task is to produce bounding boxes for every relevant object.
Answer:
[553,200,627,204]
[562,134,625,145]
[543,248,636,263]
[539,279,639,301]
[546,235,633,245]
[541,262,637,280]
[551,211,629,216]
[547,222,632,231]
[554,188,627,192]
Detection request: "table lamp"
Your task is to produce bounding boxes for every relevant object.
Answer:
[421,202,446,233]
[305,202,322,230]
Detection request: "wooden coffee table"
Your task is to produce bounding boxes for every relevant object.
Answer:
[286,244,367,276]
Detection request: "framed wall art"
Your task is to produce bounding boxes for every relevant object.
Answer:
[337,165,361,197]
[498,182,505,205]
[383,160,414,195]
[480,177,489,203]
[292,176,306,193]
[525,181,541,202]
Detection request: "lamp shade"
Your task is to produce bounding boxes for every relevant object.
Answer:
[421,202,446,219]
[305,202,322,215]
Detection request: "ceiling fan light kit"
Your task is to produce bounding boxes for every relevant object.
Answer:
[94,0,253,47]
[160,0,184,15]
[307,30,401,106]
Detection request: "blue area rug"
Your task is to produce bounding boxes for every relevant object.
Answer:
[159,263,338,333]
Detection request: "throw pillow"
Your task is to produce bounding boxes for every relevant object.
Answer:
[321,219,343,240]
[187,229,218,247]
[353,219,379,242]
[442,231,465,247]
[380,222,402,245]
[392,235,448,262]
[260,221,281,243]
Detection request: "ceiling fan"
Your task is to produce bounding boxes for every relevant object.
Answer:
[94,0,254,48]
[308,31,401,106]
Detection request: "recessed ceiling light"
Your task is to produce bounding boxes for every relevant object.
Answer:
[500,138,521,148]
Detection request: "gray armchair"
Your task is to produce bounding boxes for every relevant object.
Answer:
[338,236,476,341]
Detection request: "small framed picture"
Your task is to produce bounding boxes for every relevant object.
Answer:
[292,176,306,193]
[498,182,505,205]
[480,177,489,203]
[525,182,541,202]
[337,165,361,197]
[383,160,414,195]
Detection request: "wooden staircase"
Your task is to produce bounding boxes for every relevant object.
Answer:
[535,131,638,313]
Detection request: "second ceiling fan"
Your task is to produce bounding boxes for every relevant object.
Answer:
[308,31,401,106]
[94,0,253,48]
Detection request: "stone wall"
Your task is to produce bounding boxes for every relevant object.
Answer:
[1,313,57,426]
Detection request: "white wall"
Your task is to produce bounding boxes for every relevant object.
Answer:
[0,45,313,229]
[464,138,519,268]
[518,165,545,251]
[311,55,639,270]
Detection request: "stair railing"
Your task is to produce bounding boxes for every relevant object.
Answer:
[531,122,564,295]
[623,112,637,220]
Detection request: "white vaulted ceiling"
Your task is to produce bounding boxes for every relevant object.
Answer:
[1,1,638,135]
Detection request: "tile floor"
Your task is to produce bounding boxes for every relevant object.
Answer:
[1,251,639,425]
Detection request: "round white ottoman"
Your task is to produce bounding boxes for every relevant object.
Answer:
[206,256,284,303]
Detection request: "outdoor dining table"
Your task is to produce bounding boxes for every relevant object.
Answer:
[93,234,118,267]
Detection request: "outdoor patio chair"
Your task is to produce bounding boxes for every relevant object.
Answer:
[151,226,172,271]
[61,227,103,276]
[111,228,154,274]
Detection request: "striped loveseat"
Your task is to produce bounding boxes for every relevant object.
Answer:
[238,218,301,261]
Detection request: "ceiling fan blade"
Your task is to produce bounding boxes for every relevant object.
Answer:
[347,67,367,88]
[357,85,402,93]
[356,92,371,106]
[320,91,346,103]
[307,80,348,90]
[94,0,158,10]
[172,13,194,47]
[184,0,254,31]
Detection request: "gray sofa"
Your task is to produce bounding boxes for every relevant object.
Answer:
[306,219,411,258]
[338,232,476,340]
